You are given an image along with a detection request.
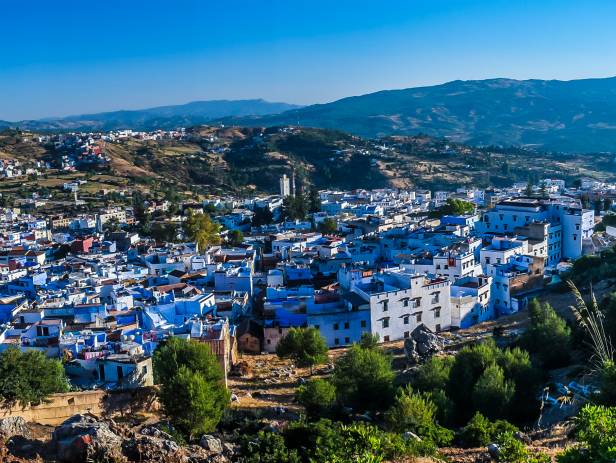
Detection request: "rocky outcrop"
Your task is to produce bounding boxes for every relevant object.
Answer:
[404,324,443,364]
[52,414,124,463]
[0,417,31,439]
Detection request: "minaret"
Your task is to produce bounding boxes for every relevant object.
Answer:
[291,170,296,197]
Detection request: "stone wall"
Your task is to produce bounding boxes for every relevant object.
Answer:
[0,387,158,425]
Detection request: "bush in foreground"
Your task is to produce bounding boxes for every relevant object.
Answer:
[385,385,454,446]
[558,404,616,463]
[239,419,437,463]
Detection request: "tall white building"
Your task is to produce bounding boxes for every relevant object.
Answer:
[280,174,291,197]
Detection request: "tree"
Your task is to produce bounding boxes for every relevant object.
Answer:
[183,209,221,252]
[276,327,328,374]
[160,366,227,438]
[228,230,244,247]
[520,299,572,369]
[385,386,453,445]
[296,378,336,418]
[359,332,379,350]
[150,222,178,242]
[153,337,229,437]
[252,206,274,226]
[282,194,308,221]
[317,218,338,234]
[471,363,515,421]
[429,198,475,219]
[332,344,395,411]
[415,355,454,393]
[0,347,68,407]
[307,187,321,213]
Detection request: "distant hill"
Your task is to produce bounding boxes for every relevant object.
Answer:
[218,77,616,153]
[0,99,301,132]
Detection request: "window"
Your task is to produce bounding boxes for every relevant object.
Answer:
[416,313,422,323]
[314,325,320,330]
[345,337,350,344]
[334,338,340,345]
[435,324,441,332]
[382,300,388,311]
[431,292,440,304]
[333,323,339,331]
[383,335,390,342]
[36,326,50,337]
[404,331,409,338]
[403,299,409,307]
[403,315,409,325]
[485,257,491,264]
[361,320,367,328]
[573,234,577,241]
[267,339,271,344]
[434,308,441,318]
[344,322,350,329]
[382,318,389,329]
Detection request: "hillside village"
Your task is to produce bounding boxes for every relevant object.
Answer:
[0,126,616,462]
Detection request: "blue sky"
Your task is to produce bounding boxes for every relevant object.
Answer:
[2,0,616,120]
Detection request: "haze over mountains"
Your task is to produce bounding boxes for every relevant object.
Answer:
[0,99,301,132]
[5,76,616,152]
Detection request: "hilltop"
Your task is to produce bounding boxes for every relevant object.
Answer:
[218,76,616,153]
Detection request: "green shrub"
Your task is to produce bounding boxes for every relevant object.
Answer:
[497,431,550,463]
[296,378,336,418]
[239,419,437,463]
[385,386,454,446]
[459,412,518,448]
[239,430,301,463]
[558,404,616,463]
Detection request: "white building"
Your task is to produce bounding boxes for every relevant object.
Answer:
[349,268,451,342]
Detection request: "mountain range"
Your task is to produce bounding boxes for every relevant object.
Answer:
[0,99,300,132]
[4,76,616,152]
[219,77,616,153]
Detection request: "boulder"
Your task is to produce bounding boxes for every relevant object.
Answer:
[53,414,123,463]
[0,416,30,439]
[487,443,500,459]
[200,434,223,454]
[404,324,443,364]
[122,434,180,462]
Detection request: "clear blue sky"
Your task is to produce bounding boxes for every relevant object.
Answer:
[2,0,616,120]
